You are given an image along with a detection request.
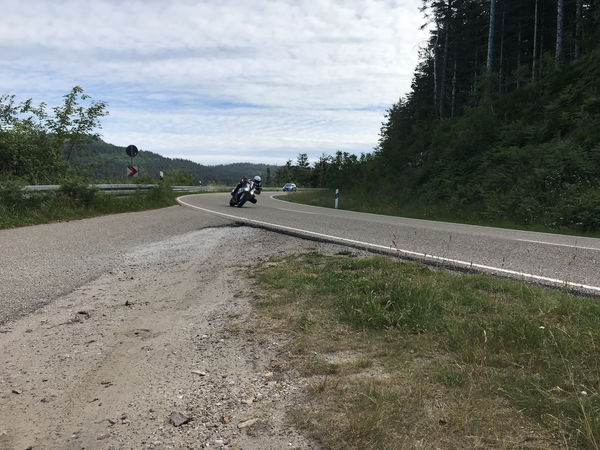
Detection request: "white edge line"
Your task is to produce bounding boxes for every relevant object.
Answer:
[517,239,600,252]
[177,195,600,294]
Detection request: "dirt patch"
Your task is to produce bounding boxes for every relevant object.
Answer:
[0,227,350,449]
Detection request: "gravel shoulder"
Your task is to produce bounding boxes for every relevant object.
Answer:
[0,211,349,449]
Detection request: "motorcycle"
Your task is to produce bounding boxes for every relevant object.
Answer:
[229,179,261,207]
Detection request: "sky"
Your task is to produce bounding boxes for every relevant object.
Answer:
[1,0,429,165]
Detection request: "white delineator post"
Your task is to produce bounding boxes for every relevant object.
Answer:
[334,188,340,209]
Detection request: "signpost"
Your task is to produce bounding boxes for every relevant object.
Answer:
[127,165,139,177]
[334,188,340,209]
[126,145,139,178]
[125,145,139,157]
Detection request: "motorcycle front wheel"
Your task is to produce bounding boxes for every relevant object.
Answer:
[237,192,248,207]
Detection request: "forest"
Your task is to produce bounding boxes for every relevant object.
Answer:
[278,0,600,232]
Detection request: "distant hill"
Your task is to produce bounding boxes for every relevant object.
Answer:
[79,140,278,185]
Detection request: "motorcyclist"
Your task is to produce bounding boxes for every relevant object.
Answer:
[248,176,262,203]
[231,177,249,198]
[230,176,262,204]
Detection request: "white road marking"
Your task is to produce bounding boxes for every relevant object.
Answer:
[177,196,600,293]
[517,239,600,252]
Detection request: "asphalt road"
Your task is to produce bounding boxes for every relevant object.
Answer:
[178,192,600,294]
[0,206,229,324]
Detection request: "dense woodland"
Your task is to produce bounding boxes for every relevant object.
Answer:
[279,0,600,231]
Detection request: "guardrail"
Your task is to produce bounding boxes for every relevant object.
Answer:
[22,184,227,195]
[21,185,325,195]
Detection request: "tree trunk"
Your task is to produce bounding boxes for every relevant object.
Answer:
[532,0,539,82]
[517,23,522,89]
[451,55,457,118]
[555,0,564,70]
[472,47,479,93]
[439,0,453,117]
[433,23,440,117]
[575,0,583,59]
[486,0,496,71]
[499,6,506,92]
[540,9,545,79]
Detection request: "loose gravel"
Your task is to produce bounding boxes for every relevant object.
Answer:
[0,208,352,449]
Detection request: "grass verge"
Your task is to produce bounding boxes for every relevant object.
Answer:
[252,251,600,449]
[279,190,600,238]
[0,184,184,229]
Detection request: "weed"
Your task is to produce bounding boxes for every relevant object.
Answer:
[254,253,600,448]
[335,250,357,257]
[0,184,195,229]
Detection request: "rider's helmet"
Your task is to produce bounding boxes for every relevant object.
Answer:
[253,176,262,183]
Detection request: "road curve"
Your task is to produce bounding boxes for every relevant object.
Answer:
[178,192,600,294]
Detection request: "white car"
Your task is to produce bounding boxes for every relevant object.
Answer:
[282,183,297,191]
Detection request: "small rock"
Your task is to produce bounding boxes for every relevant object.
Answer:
[97,433,110,440]
[214,439,224,446]
[40,396,55,403]
[11,389,21,395]
[221,416,231,424]
[439,419,448,425]
[169,411,191,427]
[264,371,274,379]
[108,418,117,426]
[191,370,207,376]
[238,418,258,429]
[241,398,254,405]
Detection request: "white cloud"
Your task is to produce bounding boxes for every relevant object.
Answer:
[1,0,429,165]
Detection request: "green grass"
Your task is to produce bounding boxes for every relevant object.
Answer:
[0,184,182,229]
[279,189,600,238]
[254,252,600,449]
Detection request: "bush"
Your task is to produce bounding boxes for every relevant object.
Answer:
[0,179,26,208]
[58,177,99,207]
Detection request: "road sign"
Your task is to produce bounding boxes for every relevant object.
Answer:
[127,165,139,177]
[126,145,139,157]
